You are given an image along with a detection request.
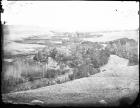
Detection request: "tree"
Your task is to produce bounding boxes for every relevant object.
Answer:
[49,48,58,59]
[33,50,48,63]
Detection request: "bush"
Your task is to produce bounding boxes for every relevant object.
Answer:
[68,74,74,80]
[72,63,101,79]
[89,68,100,75]
[56,79,61,84]
[23,69,43,81]
[44,69,58,78]
[2,76,25,93]
[98,49,110,66]
[49,48,58,59]
[28,76,36,82]
[73,65,89,79]
[91,59,100,68]
[12,78,51,92]
[105,38,138,66]
[33,51,48,63]
[55,52,65,63]
[119,97,132,106]
[128,54,139,66]
[60,69,69,75]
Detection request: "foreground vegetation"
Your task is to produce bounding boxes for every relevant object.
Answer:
[2,40,110,93]
[2,37,138,94]
[105,38,138,65]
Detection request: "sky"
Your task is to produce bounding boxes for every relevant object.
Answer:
[1,1,139,32]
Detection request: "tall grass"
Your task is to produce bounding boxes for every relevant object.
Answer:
[2,58,47,93]
[2,57,73,93]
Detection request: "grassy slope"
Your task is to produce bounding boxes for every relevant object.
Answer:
[2,55,139,106]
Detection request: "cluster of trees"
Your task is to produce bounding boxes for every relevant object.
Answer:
[67,43,110,79]
[3,41,113,93]
[105,38,138,65]
[3,38,138,94]
[33,41,111,79]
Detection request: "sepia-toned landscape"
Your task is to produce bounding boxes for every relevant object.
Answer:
[2,25,139,106]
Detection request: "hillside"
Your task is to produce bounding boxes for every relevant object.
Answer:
[2,55,139,106]
[2,25,139,106]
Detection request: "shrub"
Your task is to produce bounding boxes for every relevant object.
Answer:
[28,76,36,82]
[56,79,61,84]
[89,67,100,75]
[91,59,100,68]
[128,54,139,66]
[98,49,110,66]
[68,74,74,80]
[44,69,58,78]
[119,97,132,106]
[31,81,45,89]
[49,48,58,59]
[72,65,89,79]
[105,38,138,66]
[56,74,70,84]
[2,76,25,93]
[33,51,48,63]
[13,78,51,92]
[72,63,101,79]
[55,52,65,63]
